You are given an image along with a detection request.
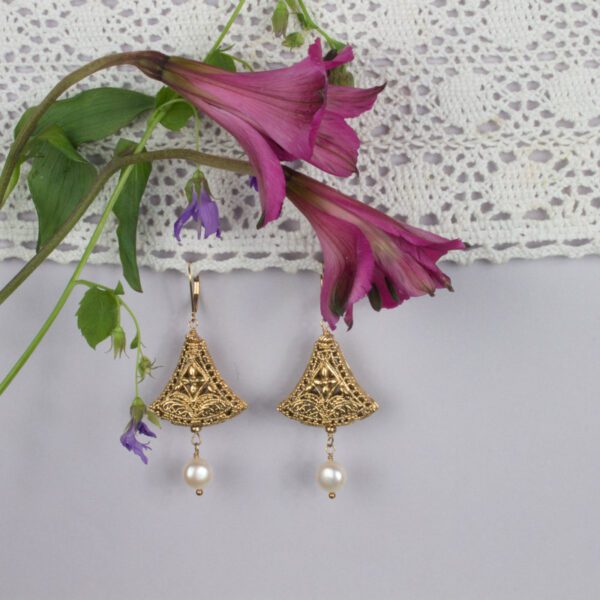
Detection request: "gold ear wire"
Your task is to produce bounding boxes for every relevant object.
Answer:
[187,263,201,318]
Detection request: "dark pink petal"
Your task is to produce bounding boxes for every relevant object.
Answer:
[197,101,286,225]
[287,180,374,328]
[327,83,386,118]
[164,57,326,161]
[308,112,360,177]
[285,169,465,325]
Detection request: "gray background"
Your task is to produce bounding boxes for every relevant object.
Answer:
[0,257,599,600]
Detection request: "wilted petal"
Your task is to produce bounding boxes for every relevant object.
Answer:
[174,194,201,242]
[136,420,157,439]
[120,418,155,464]
[198,188,221,239]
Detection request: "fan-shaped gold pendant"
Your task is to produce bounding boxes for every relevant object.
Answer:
[150,328,247,428]
[277,328,378,428]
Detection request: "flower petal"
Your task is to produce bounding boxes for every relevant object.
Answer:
[327,83,386,118]
[309,112,360,177]
[196,101,286,225]
[174,196,201,242]
[198,188,221,239]
[165,53,327,161]
[287,180,374,328]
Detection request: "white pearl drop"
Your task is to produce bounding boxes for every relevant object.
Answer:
[184,456,212,491]
[316,460,346,493]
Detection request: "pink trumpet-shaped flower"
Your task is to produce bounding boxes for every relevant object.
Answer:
[133,41,383,226]
[285,169,466,329]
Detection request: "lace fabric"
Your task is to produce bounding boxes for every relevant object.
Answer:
[1,0,599,274]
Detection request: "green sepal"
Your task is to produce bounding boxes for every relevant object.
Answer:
[130,333,140,350]
[112,139,152,292]
[155,87,195,131]
[130,396,146,422]
[146,410,162,428]
[283,32,305,48]
[114,281,125,296]
[27,141,96,250]
[15,88,154,145]
[328,65,355,87]
[184,170,206,203]
[76,287,120,349]
[272,0,289,37]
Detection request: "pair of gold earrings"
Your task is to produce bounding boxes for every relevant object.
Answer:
[150,268,379,499]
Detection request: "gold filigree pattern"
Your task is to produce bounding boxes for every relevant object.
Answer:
[277,329,378,427]
[150,328,247,427]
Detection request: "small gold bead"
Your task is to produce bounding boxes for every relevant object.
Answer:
[325,425,337,434]
[196,489,204,496]
[328,492,336,500]
[191,426,201,433]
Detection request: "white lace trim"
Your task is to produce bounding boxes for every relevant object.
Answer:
[1,0,599,274]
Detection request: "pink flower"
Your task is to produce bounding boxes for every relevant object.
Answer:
[133,42,383,226]
[285,169,466,329]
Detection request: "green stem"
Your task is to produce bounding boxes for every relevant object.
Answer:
[296,0,343,49]
[0,149,252,306]
[0,52,147,210]
[206,0,246,56]
[0,165,133,394]
[0,148,252,394]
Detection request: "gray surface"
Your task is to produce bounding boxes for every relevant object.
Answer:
[0,258,599,600]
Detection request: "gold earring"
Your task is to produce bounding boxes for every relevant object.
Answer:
[150,266,247,496]
[277,320,378,499]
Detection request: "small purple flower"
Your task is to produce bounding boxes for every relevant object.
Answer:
[120,418,157,464]
[174,188,221,241]
[247,175,259,191]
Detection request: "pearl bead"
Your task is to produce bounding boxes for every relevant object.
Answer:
[184,456,212,492]
[317,460,346,494]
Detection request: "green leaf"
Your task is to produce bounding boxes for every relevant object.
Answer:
[112,139,152,292]
[76,287,120,349]
[32,125,86,163]
[283,32,305,48]
[27,141,97,250]
[205,49,237,72]
[114,281,125,296]
[272,0,289,37]
[155,87,195,131]
[15,88,154,145]
[285,0,299,10]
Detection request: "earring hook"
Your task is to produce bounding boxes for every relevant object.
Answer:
[187,264,200,317]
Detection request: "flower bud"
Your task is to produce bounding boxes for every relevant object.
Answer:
[272,0,289,37]
[283,32,305,48]
[110,325,127,358]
